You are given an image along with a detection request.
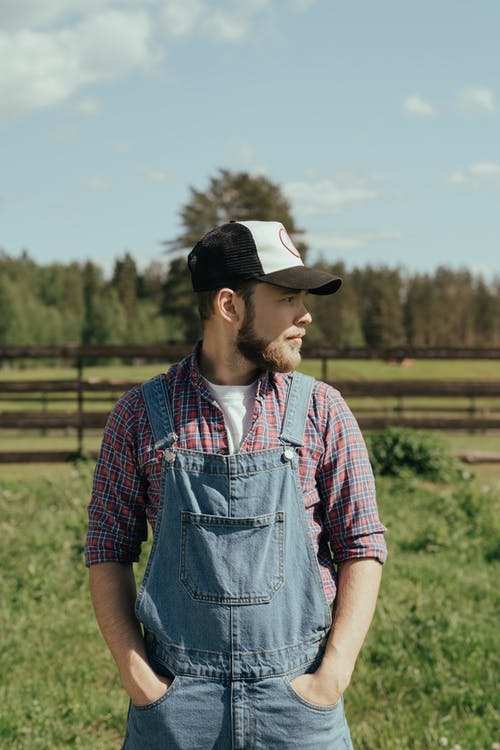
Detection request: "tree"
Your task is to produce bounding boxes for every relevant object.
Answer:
[170,169,306,253]
[353,266,406,349]
[404,273,439,347]
[112,252,139,317]
[162,169,307,343]
[162,257,201,342]
[81,261,126,344]
[429,267,475,346]
[0,276,27,345]
[140,260,167,305]
[306,260,365,349]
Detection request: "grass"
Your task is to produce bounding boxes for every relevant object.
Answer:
[0,363,169,383]
[0,464,126,750]
[3,394,500,414]
[312,359,500,382]
[351,475,500,749]
[0,431,103,454]
[0,465,498,749]
[1,358,500,383]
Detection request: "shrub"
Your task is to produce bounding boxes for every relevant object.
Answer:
[366,427,464,482]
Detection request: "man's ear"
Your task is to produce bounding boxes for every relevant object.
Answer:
[215,288,244,323]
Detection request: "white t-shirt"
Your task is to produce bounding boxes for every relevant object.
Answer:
[203,378,258,454]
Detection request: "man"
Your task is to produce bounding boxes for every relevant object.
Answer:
[86,220,387,749]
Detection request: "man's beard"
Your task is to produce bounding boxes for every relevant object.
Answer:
[236,309,302,373]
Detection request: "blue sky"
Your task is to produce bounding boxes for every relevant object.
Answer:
[1,0,499,277]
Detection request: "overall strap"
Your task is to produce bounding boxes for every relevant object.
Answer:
[141,374,177,450]
[280,372,315,447]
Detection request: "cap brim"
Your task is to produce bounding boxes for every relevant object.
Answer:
[259,266,342,295]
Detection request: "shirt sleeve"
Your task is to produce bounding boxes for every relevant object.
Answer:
[85,389,149,567]
[316,385,387,564]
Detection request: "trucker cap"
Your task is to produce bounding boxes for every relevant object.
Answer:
[187,220,342,295]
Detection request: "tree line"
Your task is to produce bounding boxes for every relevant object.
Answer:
[1,249,499,350]
[1,169,499,350]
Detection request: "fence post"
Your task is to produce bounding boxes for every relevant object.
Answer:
[41,391,48,436]
[76,357,84,457]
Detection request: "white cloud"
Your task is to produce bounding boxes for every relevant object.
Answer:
[456,86,495,113]
[404,95,434,117]
[236,144,255,162]
[206,0,271,42]
[48,126,79,142]
[230,143,268,175]
[0,1,317,120]
[208,9,249,41]
[143,168,171,184]
[448,161,500,188]
[0,1,149,32]
[84,177,112,192]
[284,174,384,216]
[113,141,131,153]
[308,229,404,254]
[163,0,270,42]
[161,0,204,37]
[0,10,157,120]
[74,98,100,115]
[0,0,78,32]
[289,0,318,10]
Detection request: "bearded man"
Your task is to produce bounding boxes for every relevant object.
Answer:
[86,220,387,749]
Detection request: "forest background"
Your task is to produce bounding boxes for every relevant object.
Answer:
[1,171,499,353]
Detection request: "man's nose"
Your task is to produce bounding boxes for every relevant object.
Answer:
[296,304,312,326]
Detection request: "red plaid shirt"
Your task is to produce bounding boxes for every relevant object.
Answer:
[85,347,387,603]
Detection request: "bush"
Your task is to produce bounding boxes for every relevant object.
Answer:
[366,427,464,482]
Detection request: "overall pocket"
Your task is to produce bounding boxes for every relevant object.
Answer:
[180,511,285,604]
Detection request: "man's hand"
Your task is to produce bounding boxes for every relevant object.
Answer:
[290,662,350,707]
[128,669,172,707]
[298,558,382,708]
[89,563,174,708]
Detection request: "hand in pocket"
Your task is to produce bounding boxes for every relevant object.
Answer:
[290,672,342,708]
[130,672,173,707]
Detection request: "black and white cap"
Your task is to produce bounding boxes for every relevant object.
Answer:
[188,220,342,295]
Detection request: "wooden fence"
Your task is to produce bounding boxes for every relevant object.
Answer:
[1,345,499,463]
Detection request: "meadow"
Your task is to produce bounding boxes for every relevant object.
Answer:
[1,356,499,748]
[0,461,498,750]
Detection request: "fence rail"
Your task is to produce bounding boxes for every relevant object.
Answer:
[2,344,500,361]
[1,345,499,463]
[2,378,500,462]
[0,379,137,394]
[2,377,500,397]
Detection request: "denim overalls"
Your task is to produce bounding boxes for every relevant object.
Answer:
[122,372,353,749]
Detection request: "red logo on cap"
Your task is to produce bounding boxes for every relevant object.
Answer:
[279,227,301,258]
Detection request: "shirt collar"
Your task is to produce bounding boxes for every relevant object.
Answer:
[186,340,284,403]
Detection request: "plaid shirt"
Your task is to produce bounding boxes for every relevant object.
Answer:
[85,346,387,603]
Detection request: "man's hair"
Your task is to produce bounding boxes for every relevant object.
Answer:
[197,280,258,324]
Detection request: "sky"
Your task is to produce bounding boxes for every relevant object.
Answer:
[1,0,499,278]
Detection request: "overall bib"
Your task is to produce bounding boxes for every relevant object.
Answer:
[122,372,353,749]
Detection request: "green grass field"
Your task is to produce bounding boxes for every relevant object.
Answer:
[0,465,498,749]
[1,357,500,383]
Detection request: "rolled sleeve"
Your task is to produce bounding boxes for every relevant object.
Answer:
[317,388,387,565]
[85,390,149,567]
